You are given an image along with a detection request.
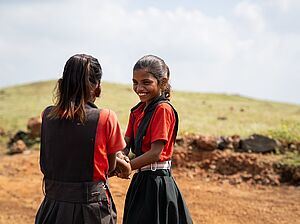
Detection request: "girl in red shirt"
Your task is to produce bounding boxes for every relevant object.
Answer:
[35,54,130,224]
[120,55,193,224]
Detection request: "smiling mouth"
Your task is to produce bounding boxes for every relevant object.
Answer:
[138,92,147,97]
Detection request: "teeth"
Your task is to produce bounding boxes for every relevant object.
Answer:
[138,93,147,96]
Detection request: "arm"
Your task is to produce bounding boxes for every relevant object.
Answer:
[115,136,131,160]
[113,136,131,178]
[122,111,135,156]
[107,152,117,175]
[103,109,127,176]
[121,136,131,156]
[130,140,165,170]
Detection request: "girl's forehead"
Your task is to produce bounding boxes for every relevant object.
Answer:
[133,69,156,80]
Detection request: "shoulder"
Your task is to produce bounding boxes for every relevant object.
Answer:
[44,105,54,112]
[41,105,54,118]
[100,108,118,122]
[155,102,175,114]
[152,102,177,121]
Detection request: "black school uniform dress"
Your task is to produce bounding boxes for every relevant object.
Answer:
[35,102,126,224]
[123,96,193,224]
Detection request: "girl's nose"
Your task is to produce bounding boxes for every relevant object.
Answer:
[136,84,144,92]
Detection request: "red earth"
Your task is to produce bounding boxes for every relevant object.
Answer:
[0,150,300,224]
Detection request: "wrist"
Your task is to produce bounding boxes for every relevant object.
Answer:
[116,151,125,158]
[116,151,123,156]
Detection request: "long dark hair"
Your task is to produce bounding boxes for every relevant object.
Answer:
[48,54,102,123]
[133,55,171,99]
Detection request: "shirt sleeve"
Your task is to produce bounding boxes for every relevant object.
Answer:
[105,109,126,154]
[150,104,175,143]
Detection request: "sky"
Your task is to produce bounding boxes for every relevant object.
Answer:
[0,0,299,104]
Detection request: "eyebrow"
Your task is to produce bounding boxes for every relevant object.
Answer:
[132,78,154,83]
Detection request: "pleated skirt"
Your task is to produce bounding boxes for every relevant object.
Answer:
[35,179,117,224]
[123,169,193,224]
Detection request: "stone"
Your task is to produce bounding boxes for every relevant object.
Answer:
[27,116,42,139]
[239,134,277,153]
[8,140,27,154]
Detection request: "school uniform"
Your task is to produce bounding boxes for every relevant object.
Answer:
[123,96,193,224]
[35,102,126,224]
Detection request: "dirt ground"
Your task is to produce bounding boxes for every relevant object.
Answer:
[0,151,300,224]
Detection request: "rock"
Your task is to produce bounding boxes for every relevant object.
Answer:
[0,127,5,136]
[218,135,241,150]
[293,168,300,182]
[27,116,42,139]
[209,164,216,170]
[231,135,241,149]
[239,134,277,153]
[175,137,184,146]
[8,140,27,154]
[289,143,296,150]
[241,173,252,181]
[192,135,218,151]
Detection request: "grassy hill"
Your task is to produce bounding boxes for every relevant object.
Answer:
[0,80,300,142]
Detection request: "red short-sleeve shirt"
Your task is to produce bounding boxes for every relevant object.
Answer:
[93,109,126,181]
[125,103,176,161]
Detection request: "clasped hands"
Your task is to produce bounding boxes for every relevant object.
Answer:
[110,151,132,179]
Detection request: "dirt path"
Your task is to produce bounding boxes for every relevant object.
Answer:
[0,151,299,224]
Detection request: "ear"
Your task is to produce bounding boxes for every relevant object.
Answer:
[160,77,168,89]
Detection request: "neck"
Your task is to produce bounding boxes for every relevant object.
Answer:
[144,95,165,109]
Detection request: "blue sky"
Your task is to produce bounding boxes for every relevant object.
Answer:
[0,0,299,104]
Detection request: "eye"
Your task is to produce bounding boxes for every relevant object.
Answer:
[143,80,152,85]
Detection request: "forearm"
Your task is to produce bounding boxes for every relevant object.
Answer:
[122,136,131,156]
[107,153,117,174]
[130,146,162,170]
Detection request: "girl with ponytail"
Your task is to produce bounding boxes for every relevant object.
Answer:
[35,54,130,224]
[118,55,193,224]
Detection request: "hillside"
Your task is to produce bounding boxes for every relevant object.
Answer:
[1,80,300,138]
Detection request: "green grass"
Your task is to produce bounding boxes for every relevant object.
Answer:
[268,121,300,142]
[1,80,300,141]
[278,151,300,167]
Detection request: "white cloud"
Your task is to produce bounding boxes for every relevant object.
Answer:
[0,0,299,104]
[234,1,265,33]
[263,0,300,13]
[276,0,293,11]
[265,0,292,12]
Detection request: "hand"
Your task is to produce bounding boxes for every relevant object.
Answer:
[116,151,130,162]
[115,157,131,179]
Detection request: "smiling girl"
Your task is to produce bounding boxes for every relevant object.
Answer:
[120,55,193,224]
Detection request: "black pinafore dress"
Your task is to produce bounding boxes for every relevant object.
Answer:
[35,103,117,224]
